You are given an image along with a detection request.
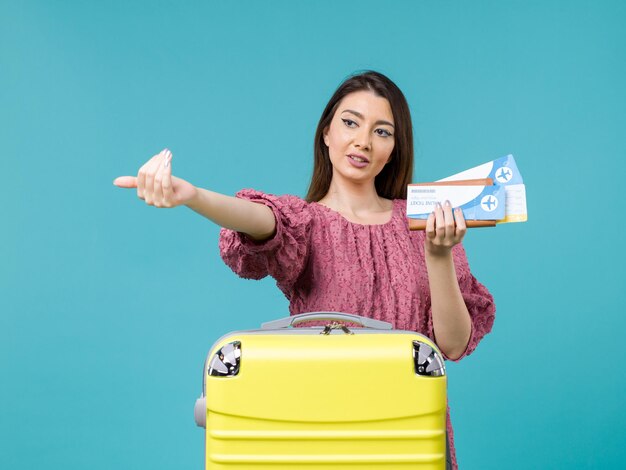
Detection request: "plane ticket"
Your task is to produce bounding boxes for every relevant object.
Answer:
[439,154,527,224]
[407,154,528,224]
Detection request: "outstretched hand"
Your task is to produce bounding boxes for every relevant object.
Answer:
[113,148,197,208]
[424,200,467,257]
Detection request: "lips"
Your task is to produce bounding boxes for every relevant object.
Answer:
[346,153,369,169]
[347,153,370,163]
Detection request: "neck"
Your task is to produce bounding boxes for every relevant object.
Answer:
[321,174,388,214]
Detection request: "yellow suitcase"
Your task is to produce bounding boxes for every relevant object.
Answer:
[194,312,448,469]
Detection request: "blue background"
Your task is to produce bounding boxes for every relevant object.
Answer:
[2,0,625,468]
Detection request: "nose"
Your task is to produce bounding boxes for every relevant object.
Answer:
[353,128,371,150]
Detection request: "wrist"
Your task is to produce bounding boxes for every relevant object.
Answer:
[185,186,206,210]
[425,245,453,261]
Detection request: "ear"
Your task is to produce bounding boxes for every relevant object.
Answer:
[323,126,329,147]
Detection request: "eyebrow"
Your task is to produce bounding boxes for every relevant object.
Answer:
[341,109,395,128]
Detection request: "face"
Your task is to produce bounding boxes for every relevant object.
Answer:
[323,90,395,186]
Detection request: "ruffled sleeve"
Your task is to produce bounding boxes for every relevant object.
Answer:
[218,189,312,293]
[428,243,496,362]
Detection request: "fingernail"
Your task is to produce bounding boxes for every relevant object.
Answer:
[164,156,171,168]
[436,202,442,209]
[444,200,451,207]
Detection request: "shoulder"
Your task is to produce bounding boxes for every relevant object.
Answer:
[393,198,406,209]
[235,188,308,209]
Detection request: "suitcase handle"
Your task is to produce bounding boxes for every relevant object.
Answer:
[261,312,393,330]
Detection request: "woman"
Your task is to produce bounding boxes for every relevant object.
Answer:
[114,71,495,469]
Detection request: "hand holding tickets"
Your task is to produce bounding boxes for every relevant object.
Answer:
[407,155,528,230]
[113,148,198,208]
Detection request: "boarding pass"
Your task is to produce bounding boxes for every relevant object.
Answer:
[407,154,528,224]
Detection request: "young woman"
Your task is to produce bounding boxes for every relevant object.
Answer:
[114,71,495,469]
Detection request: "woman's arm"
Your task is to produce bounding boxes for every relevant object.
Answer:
[113,148,276,241]
[424,201,472,360]
[186,188,276,241]
[425,250,472,360]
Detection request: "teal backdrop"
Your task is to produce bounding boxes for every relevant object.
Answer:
[2,0,625,468]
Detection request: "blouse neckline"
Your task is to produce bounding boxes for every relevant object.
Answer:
[311,199,401,227]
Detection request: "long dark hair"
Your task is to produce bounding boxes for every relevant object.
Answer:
[305,71,414,202]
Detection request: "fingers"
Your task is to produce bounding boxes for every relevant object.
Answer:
[161,152,174,205]
[426,201,466,250]
[137,149,168,204]
[442,200,455,239]
[434,202,445,240]
[144,149,168,204]
[454,207,467,243]
[137,154,159,200]
[119,148,176,207]
[113,176,138,188]
[152,152,167,207]
[153,150,173,207]
[425,211,436,239]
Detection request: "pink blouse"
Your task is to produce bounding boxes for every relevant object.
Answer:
[219,189,496,469]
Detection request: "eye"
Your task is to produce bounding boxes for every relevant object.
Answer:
[375,128,393,137]
[341,118,357,128]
